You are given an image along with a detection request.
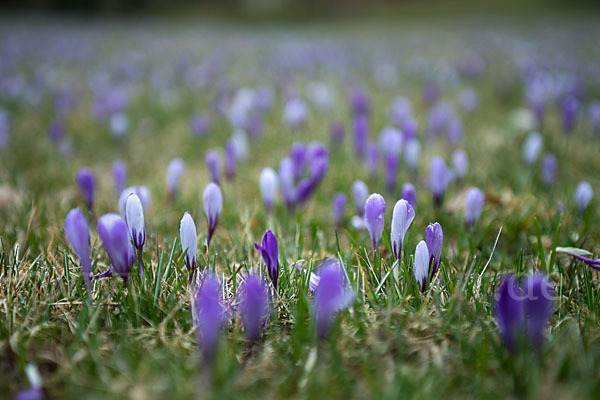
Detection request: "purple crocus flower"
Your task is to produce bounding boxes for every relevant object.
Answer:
[290,143,307,180]
[464,187,485,227]
[364,193,386,250]
[295,263,321,291]
[574,181,593,214]
[314,261,354,338]
[125,194,145,277]
[353,115,369,158]
[48,118,64,144]
[225,140,236,180]
[205,150,221,184]
[166,158,185,200]
[413,240,430,292]
[96,213,134,285]
[561,95,580,133]
[203,182,223,248]
[523,274,555,348]
[330,121,345,145]
[556,247,600,270]
[65,208,91,289]
[282,98,308,128]
[349,87,371,116]
[390,199,415,261]
[190,114,209,136]
[260,167,278,212]
[112,160,126,199]
[279,157,296,208]
[452,150,468,181]
[404,139,420,171]
[352,180,369,217]
[542,153,557,186]
[332,192,347,226]
[401,116,418,142]
[378,126,403,157]
[366,143,379,178]
[76,168,95,211]
[401,183,417,210]
[295,150,329,205]
[388,97,412,127]
[15,364,43,400]
[588,101,600,133]
[239,275,269,343]
[385,153,398,192]
[254,230,279,290]
[118,186,150,216]
[446,117,463,145]
[180,212,197,274]
[522,132,543,165]
[193,275,226,360]
[425,222,443,276]
[495,275,525,351]
[429,157,449,207]
[495,274,555,351]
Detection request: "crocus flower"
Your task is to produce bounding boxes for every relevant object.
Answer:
[352,180,369,217]
[332,192,347,226]
[166,158,185,199]
[349,87,371,115]
[76,168,95,211]
[413,240,430,292]
[353,115,369,158]
[239,275,269,343]
[542,153,557,186]
[295,264,321,291]
[495,275,525,351]
[203,182,223,248]
[425,222,443,276]
[180,212,197,274]
[126,194,145,277]
[231,129,249,161]
[290,142,307,179]
[495,274,555,351]
[225,140,236,180]
[295,150,329,205]
[205,150,221,184]
[390,199,415,261]
[109,112,129,138]
[385,153,398,192]
[389,97,412,127]
[96,213,134,285]
[282,98,308,128]
[522,132,543,165]
[560,95,580,133]
[446,117,463,145]
[401,116,418,142]
[464,187,485,227]
[404,139,420,171]
[378,126,403,157]
[366,143,379,178]
[364,193,386,250]
[254,230,279,290]
[279,157,296,208]
[193,275,226,361]
[330,121,345,145]
[429,157,449,207]
[401,183,417,210]
[65,208,91,289]
[574,181,593,214]
[314,261,355,338]
[452,150,468,181]
[118,186,150,216]
[190,114,209,136]
[260,167,278,212]
[556,246,600,270]
[112,160,126,199]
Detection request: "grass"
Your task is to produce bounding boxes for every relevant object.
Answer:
[1,15,600,399]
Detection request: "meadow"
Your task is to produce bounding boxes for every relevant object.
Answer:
[1,15,600,399]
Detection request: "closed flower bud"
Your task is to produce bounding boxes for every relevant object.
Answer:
[64,208,91,289]
[413,240,430,292]
[193,275,226,361]
[401,182,417,210]
[205,150,221,184]
[180,212,197,273]
[452,149,468,181]
[97,213,134,285]
[425,222,443,277]
[352,180,369,217]
[390,199,415,261]
[254,230,279,290]
[239,275,269,343]
[364,193,386,250]
[542,153,557,186]
[112,160,126,199]
[166,158,185,199]
[260,167,278,212]
[203,182,223,248]
[522,132,543,165]
[465,188,484,227]
[332,192,347,226]
[76,168,95,211]
[314,261,354,338]
[118,186,150,217]
[575,181,593,214]
[429,157,449,207]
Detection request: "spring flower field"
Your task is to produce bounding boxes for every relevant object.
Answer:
[2,15,600,399]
